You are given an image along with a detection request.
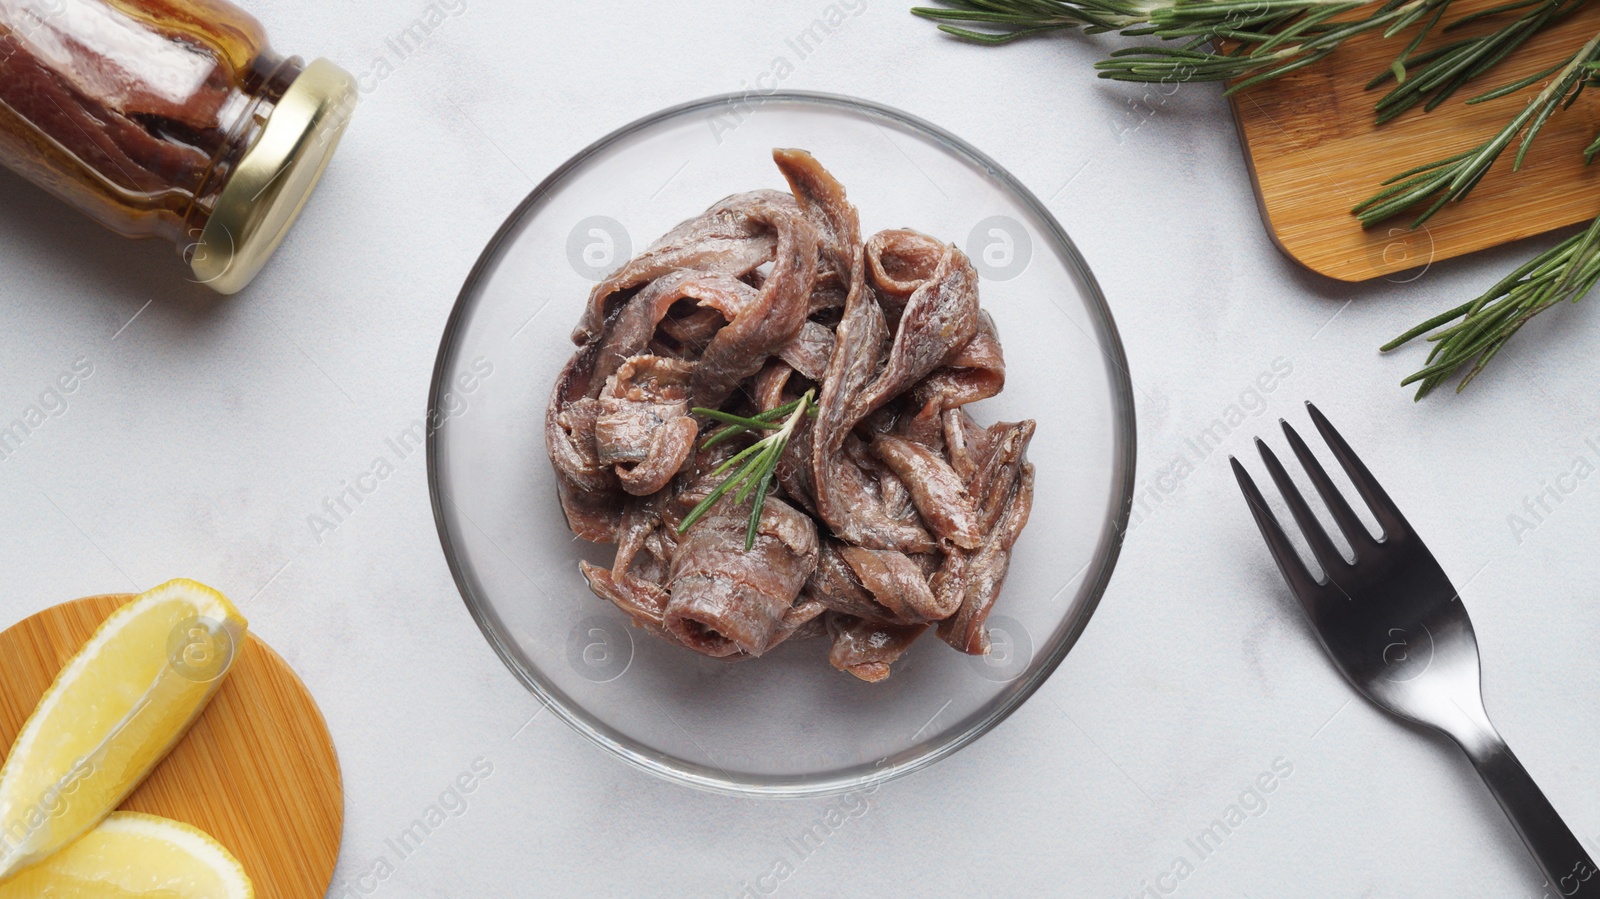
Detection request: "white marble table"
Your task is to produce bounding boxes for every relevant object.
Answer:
[1,1,1595,895]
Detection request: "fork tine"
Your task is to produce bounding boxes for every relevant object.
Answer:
[1305,402,1410,539]
[1282,419,1376,552]
[1255,438,1348,576]
[1230,456,1325,598]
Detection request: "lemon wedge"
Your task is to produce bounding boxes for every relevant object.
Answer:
[0,811,252,897]
[0,579,247,880]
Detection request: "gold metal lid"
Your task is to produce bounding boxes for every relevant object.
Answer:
[190,58,358,294]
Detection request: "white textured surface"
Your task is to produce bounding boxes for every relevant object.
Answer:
[1,1,1597,896]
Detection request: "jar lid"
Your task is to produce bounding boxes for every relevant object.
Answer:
[190,58,358,294]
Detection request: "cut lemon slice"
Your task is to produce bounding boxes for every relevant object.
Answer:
[0,811,252,897]
[0,579,247,880]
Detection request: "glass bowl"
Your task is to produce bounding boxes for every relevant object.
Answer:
[428,92,1135,797]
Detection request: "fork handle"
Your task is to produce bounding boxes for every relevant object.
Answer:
[1466,738,1598,896]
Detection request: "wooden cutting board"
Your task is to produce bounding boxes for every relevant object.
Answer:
[1229,0,1600,281]
[0,594,343,897]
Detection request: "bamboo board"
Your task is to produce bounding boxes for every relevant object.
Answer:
[0,594,343,898]
[1229,0,1600,281]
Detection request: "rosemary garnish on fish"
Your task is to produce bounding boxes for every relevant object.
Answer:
[678,389,816,550]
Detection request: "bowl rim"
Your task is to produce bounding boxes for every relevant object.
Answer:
[427,90,1137,798]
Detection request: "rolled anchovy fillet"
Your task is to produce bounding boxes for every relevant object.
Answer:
[775,149,862,283]
[547,337,623,542]
[594,354,700,496]
[826,613,929,683]
[811,279,927,550]
[581,562,668,636]
[848,242,980,423]
[688,191,819,408]
[866,229,947,304]
[871,434,981,550]
[939,421,1036,655]
[577,190,791,342]
[613,496,670,584]
[585,568,826,660]
[664,493,819,657]
[806,539,895,622]
[899,312,1006,447]
[578,495,673,630]
[592,271,756,394]
[840,547,957,623]
[792,152,935,553]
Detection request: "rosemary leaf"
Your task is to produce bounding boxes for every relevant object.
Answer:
[915,0,1395,91]
[678,390,814,550]
[1353,32,1600,229]
[1384,213,1600,397]
[696,398,801,449]
[745,461,778,550]
[911,0,1158,37]
[1368,0,1584,123]
[1095,0,1453,92]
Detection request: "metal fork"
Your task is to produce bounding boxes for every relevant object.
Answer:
[1231,402,1597,896]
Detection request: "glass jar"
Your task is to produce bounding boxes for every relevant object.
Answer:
[0,0,357,293]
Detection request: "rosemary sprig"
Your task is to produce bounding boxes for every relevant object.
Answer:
[1352,32,1600,229]
[910,0,1154,39]
[677,390,815,550]
[1367,0,1586,124]
[914,0,1470,95]
[697,395,807,449]
[1383,213,1600,397]
[912,0,1588,116]
[911,0,1363,43]
[1098,0,1457,94]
